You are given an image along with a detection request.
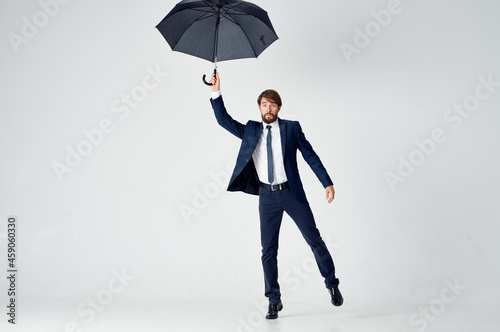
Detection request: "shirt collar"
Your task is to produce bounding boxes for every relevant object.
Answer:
[262,118,279,129]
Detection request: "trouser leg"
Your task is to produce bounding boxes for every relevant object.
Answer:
[281,189,339,288]
[259,188,284,304]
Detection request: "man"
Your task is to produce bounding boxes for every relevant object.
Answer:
[209,73,343,319]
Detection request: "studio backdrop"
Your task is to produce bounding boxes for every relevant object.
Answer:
[1,0,499,331]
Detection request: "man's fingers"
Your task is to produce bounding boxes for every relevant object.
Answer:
[210,73,218,85]
[325,186,335,204]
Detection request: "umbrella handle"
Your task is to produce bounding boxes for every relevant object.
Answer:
[202,68,217,86]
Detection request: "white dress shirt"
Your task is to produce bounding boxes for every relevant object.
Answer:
[212,91,287,185]
[252,119,287,185]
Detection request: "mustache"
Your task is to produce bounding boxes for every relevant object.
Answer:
[262,112,277,124]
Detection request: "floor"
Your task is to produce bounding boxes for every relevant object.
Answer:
[2,298,499,332]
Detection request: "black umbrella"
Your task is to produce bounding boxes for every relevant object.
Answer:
[156,0,279,85]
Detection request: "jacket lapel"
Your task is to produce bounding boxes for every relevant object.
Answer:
[278,118,286,160]
[253,123,263,149]
[244,122,263,159]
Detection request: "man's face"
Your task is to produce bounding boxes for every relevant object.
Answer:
[259,97,281,124]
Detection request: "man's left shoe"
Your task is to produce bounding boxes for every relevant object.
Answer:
[265,302,283,319]
[328,286,343,306]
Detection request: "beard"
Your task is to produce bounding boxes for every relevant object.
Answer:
[262,112,277,124]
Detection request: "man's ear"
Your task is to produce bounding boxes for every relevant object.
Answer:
[277,106,281,112]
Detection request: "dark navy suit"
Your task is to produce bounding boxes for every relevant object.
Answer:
[210,96,339,303]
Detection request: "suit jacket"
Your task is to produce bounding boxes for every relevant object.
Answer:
[210,96,333,202]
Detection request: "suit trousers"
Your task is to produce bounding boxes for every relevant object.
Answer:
[258,185,339,304]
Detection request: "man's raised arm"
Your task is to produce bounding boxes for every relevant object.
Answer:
[209,72,245,139]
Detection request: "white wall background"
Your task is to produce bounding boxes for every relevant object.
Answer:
[1,0,500,330]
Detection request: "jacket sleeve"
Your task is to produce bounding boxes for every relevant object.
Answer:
[210,96,245,139]
[296,122,334,188]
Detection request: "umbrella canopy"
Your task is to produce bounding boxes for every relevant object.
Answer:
[156,0,279,84]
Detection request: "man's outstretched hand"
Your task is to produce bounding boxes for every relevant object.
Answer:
[210,72,220,92]
[326,185,335,204]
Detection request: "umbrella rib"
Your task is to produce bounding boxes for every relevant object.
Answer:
[238,27,258,58]
[220,5,246,25]
[189,8,215,14]
[201,0,217,12]
[221,14,259,58]
[225,5,277,35]
[194,11,218,22]
[224,4,260,16]
[217,6,260,58]
[222,3,242,12]
[168,5,217,60]
[189,1,217,19]
[220,12,239,25]
[221,5,271,31]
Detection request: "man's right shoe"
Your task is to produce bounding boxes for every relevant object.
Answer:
[328,286,344,306]
[265,302,283,319]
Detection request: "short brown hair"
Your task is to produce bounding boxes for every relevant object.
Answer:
[257,89,282,107]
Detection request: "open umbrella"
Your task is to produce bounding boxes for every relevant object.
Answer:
[156,0,279,85]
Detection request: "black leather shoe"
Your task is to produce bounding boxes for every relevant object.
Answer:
[265,302,283,319]
[328,286,343,306]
